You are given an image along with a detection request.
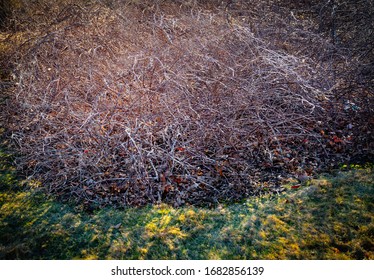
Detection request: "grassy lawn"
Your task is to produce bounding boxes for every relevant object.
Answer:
[1,145,373,259]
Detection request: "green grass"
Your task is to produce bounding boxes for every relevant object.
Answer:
[0,146,373,259]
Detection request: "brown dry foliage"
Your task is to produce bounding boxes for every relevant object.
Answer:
[0,0,372,207]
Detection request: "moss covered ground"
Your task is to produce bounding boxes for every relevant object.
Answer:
[1,146,373,259]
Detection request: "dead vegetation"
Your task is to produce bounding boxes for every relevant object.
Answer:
[0,0,372,207]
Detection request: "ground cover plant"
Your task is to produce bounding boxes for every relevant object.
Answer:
[0,0,373,260]
[1,147,373,259]
[1,0,372,208]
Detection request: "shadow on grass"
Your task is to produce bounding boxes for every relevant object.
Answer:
[1,145,373,259]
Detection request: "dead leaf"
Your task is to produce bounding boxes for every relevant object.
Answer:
[113,223,122,229]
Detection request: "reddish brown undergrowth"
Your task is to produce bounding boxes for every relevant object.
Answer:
[0,0,372,207]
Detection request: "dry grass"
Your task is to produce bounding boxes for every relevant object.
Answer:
[1,0,372,207]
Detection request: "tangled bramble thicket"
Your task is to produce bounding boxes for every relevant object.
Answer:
[0,0,373,207]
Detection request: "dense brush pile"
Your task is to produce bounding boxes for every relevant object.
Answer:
[0,0,372,207]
